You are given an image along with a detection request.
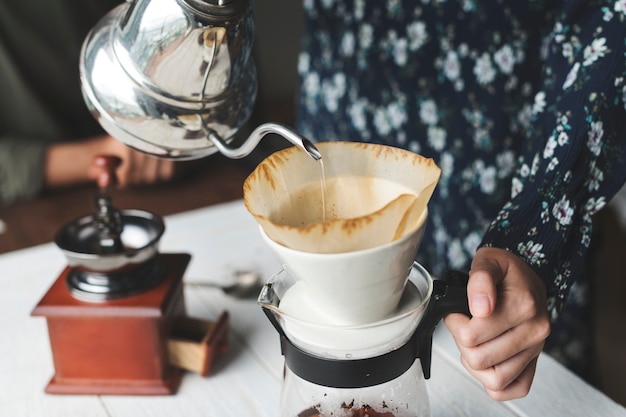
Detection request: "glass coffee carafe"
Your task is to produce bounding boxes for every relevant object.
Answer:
[259,263,469,417]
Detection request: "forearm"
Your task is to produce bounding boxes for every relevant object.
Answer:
[45,134,180,190]
[480,3,626,317]
[43,136,110,188]
[0,135,112,205]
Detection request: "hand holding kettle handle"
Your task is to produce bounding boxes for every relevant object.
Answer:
[415,269,471,379]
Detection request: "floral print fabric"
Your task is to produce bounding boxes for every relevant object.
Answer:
[295,0,626,376]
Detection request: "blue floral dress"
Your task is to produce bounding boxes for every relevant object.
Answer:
[295,0,626,378]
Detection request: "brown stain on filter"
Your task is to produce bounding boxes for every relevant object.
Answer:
[243,146,301,213]
[243,141,440,252]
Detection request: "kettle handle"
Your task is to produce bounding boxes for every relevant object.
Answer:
[415,269,471,379]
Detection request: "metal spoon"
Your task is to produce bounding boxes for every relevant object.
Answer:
[185,270,263,298]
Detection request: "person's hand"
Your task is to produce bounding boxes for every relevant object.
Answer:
[443,247,551,401]
[95,135,176,187]
[45,135,177,189]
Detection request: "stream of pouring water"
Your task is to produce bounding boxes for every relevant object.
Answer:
[318,159,327,223]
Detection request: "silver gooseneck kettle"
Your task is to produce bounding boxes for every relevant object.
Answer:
[80,0,321,161]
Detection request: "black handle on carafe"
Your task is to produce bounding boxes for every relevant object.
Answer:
[415,269,471,379]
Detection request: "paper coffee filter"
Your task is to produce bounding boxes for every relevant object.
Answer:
[243,142,441,253]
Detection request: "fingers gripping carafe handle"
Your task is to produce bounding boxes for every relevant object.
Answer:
[415,269,471,379]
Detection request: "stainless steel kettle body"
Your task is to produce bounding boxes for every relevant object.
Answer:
[80,0,257,160]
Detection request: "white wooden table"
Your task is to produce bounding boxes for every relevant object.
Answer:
[1,200,624,417]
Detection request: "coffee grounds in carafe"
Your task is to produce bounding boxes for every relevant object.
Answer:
[298,404,396,417]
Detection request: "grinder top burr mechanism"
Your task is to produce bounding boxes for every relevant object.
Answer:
[80,0,321,161]
[55,155,166,301]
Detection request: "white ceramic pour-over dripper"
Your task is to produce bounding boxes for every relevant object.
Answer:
[259,208,427,325]
[244,141,441,324]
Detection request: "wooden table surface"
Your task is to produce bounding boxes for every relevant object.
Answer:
[1,152,625,416]
[1,200,625,417]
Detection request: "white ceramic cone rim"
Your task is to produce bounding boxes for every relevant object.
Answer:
[243,142,441,254]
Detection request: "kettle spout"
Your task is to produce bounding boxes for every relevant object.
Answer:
[203,122,322,161]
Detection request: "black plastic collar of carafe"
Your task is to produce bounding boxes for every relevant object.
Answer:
[265,269,470,389]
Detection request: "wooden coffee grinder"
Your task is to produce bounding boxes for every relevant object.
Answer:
[32,156,229,395]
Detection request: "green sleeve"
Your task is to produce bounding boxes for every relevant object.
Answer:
[0,136,48,205]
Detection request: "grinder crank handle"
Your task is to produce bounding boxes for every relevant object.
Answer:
[91,155,124,252]
[93,155,122,194]
[415,269,471,379]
